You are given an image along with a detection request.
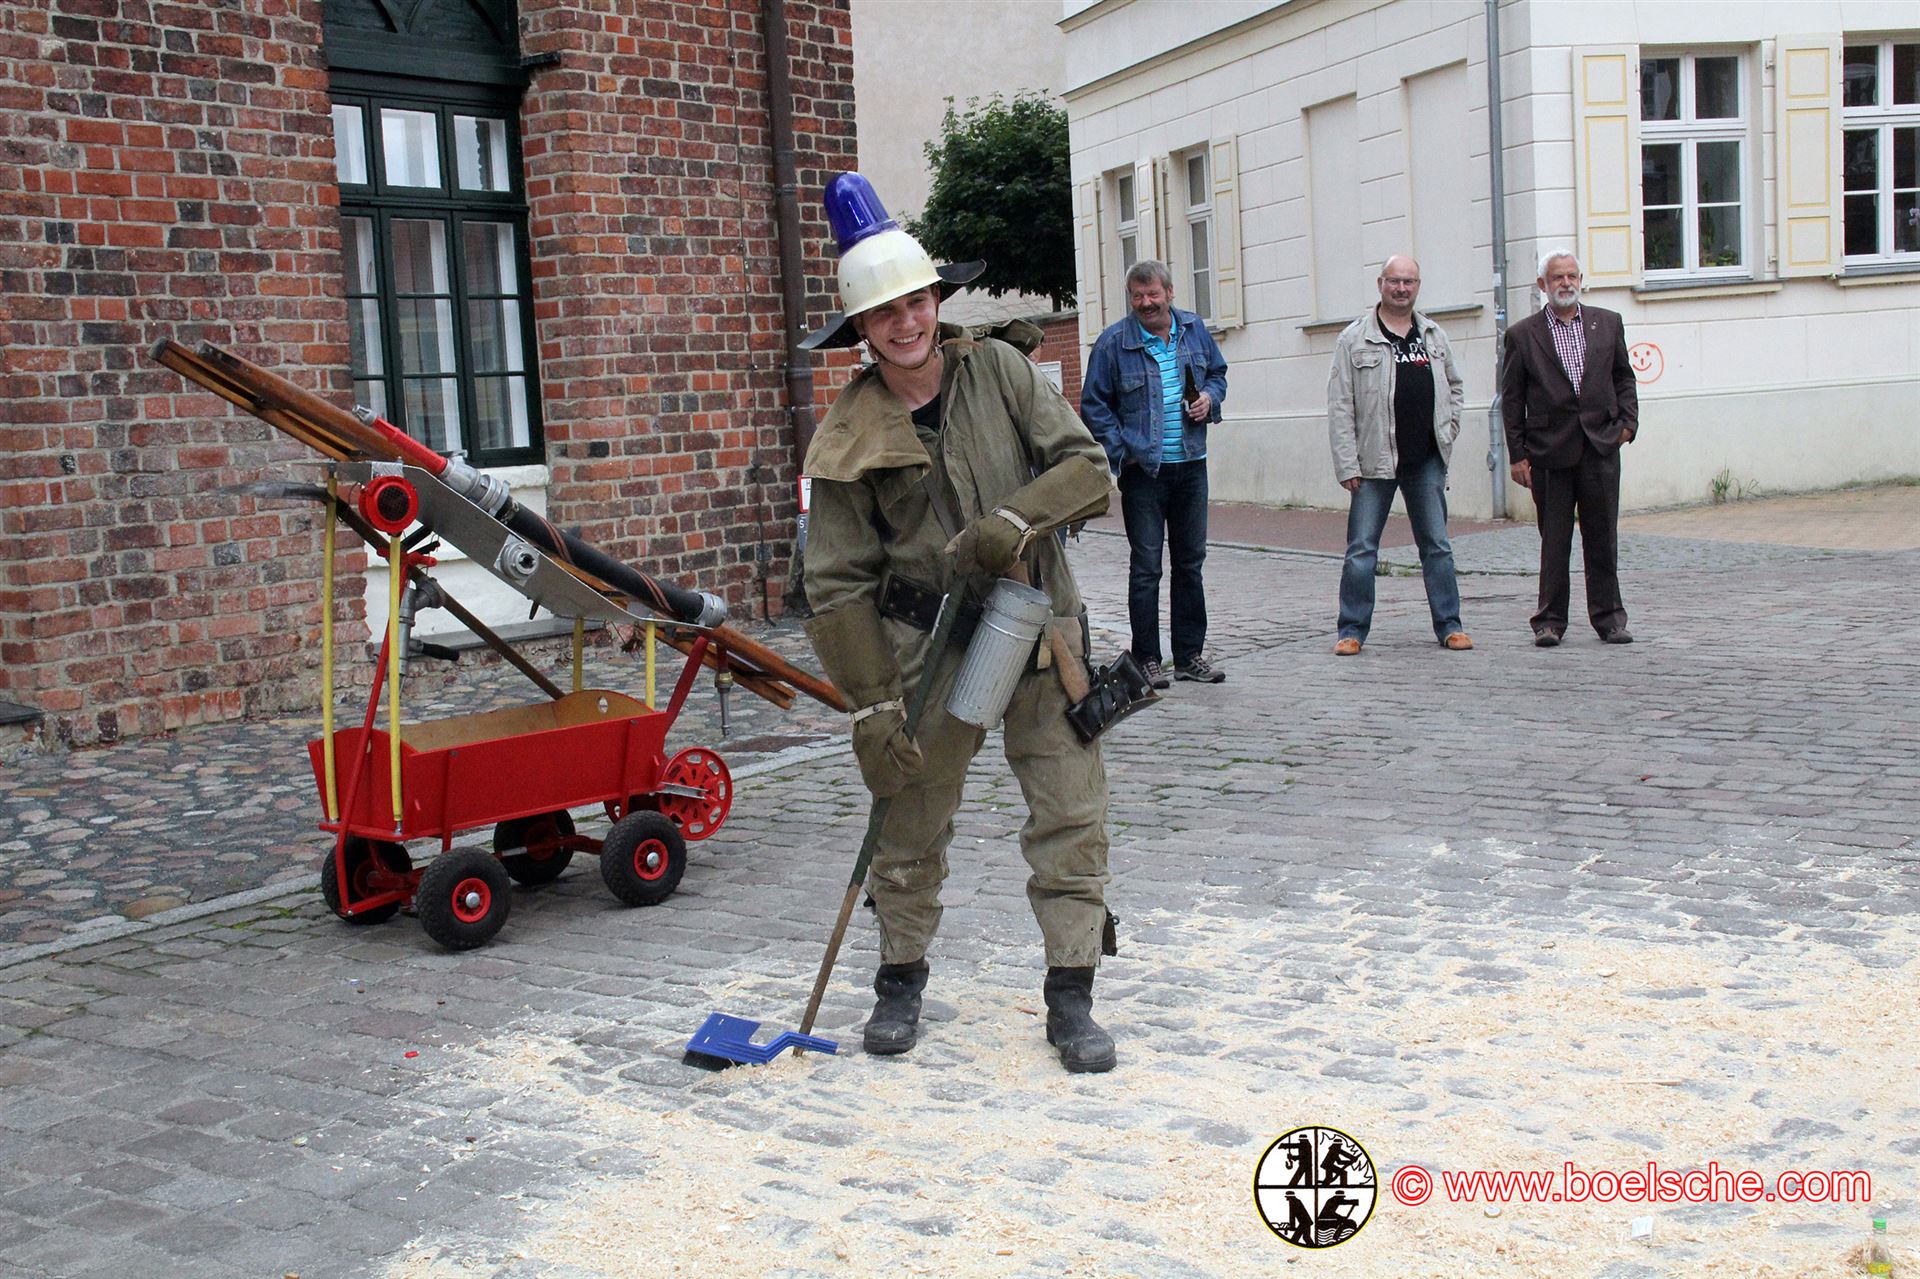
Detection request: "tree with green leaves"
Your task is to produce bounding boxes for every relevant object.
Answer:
[909,93,1075,311]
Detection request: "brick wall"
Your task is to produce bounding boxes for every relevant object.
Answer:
[1032,311,1083,408]
[519,0,855,613]
[0,0,351,747]
[0,0,855,749]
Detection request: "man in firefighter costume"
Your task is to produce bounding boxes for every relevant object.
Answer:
[798,173,1120,1073]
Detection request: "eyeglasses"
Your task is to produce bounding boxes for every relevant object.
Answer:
[1382,277,1419,287]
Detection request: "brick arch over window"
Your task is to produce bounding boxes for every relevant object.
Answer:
[324,0,523,83]
[326,0,514,44]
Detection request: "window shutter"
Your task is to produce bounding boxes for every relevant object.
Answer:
[1210,135,1243,329]
[1076,179,1105,344]
[1775,36,1843,277]
[1154,155,1174,268]
[1571,46,1642,288]
[1133,158,1158,262]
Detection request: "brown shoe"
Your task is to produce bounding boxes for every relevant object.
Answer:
[1442,632,1473,651]
[1333,637,1362,656]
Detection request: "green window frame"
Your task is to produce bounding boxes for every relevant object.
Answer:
[330,74,543,469]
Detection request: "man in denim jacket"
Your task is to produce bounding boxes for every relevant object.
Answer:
[1079,261,1230,687]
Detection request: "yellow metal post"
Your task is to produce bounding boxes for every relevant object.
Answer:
[644,620,657,708]
[387,532,404,829]
[321,473,339,821]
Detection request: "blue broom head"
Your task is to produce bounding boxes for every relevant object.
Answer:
[685,1012,838,1066]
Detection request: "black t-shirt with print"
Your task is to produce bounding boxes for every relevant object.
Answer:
[1386,319,1435,475]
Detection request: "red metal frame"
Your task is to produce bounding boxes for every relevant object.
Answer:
[328,629,402,918]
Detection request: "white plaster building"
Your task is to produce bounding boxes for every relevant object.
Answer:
[851,0,1066,327]
[1063,0,1920,518]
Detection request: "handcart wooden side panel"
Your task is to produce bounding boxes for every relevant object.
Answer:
[307,690,676,845]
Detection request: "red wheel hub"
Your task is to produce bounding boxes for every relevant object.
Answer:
[656,748,731,840]
[632,838,670,882]
[450,877,493,923]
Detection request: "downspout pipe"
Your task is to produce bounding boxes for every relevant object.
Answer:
[763,0,819,611]
[1484,0,1511,520]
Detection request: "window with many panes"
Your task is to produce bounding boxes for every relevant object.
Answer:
[1179,147,1214,321]
[330,77,542,468]
[1640,52,1747,278]
[1842,39,1920,262]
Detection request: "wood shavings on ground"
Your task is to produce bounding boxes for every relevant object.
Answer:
[385,910,1918,1278]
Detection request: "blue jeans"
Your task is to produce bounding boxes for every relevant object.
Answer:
[1336,453,1463,643]
[1118,459,1208,665]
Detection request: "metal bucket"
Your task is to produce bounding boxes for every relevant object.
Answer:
[945,578,1051,730]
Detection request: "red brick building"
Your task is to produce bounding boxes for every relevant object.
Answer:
[0,0,855,749]
[1031,311,1082,408]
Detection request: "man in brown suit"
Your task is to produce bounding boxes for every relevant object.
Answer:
[1501,250,1638,646]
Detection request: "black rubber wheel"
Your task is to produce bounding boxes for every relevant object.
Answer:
[599,810,687,906]
[318,838,411,926]
[415,848,512,950]
[494,810,576,885]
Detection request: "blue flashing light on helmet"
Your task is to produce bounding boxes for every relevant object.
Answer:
[824,173,898,255]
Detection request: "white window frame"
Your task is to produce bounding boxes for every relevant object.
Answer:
[1840,38,1920,264]
[1114,168,1140,273]
[1177,146,1214,322]
[1639,50,1751,281]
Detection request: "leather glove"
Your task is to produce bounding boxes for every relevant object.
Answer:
[804,600,904,718]
[850,700,924,798]
[1001,453,1111,530]
[944,509,1030,578]
[805,602,925,797]
[944,454,1113,577]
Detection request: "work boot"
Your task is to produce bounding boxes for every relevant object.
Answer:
[1043,966,1116,1073]
[863,959,929,1055]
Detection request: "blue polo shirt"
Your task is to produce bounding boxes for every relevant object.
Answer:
[1137,317,1191,464]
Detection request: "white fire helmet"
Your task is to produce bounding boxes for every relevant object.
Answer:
[800,172,983,351]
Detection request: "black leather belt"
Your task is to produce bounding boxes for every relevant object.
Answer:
[878,572,981,646]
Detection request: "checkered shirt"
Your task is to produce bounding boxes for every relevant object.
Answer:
[1545,306,1585,395]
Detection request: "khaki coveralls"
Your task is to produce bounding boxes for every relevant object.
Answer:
[803,327,1114,968]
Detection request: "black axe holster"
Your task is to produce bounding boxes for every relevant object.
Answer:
[1065,651,1160,744]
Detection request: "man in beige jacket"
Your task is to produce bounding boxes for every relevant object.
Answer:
[1326,255,1470,655]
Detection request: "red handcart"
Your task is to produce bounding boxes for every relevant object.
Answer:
[311,634,733,950]
[151,339,847,951]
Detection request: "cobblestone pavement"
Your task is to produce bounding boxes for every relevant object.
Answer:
[0,511,1916,1278]
[1378,526,1860,577]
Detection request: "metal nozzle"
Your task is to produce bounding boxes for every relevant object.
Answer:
[694,591,728,629]
[495,537,541,584]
